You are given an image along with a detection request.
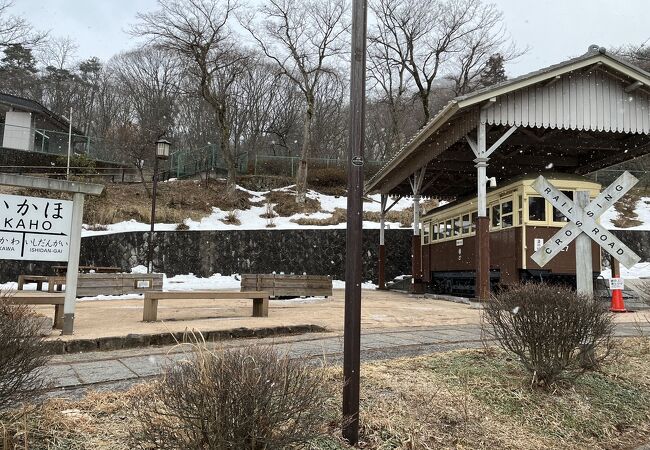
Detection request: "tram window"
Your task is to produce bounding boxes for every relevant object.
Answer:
[491,204,501,228]
[462,214,471,234]
[438,222,445,239]
[471,212,478,232]
[553,191,572,222]
[432,223,439,241]
[502,213,513,228]
[445,219,452,238]
[423,222,430,244]
[453,217,461,236]
[528,196,546,221]
[501,200,513,228]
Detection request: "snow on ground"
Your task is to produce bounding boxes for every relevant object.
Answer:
[82,184,416,237]
[601,197,650,231]
[601,262,650,279]
[164,273,242,291]
[332,279,378,290]
[0,266,376,302]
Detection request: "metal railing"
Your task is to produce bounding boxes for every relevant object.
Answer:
[166,147,387,180]
[166,144,249,179]
[0,122,126,165]
[252,154,386,177]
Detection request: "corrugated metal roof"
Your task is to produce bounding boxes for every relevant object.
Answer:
[366,47,650,196]
[0,92,85,136]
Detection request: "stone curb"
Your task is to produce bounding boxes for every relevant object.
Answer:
[44,324,327,355]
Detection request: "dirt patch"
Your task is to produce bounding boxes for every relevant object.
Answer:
[266,190,321,217]
[308,167,347,196]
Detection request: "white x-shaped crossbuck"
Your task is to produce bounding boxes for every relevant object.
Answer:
[530,171,641,269]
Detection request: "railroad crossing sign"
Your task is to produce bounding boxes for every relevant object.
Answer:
[531,171,641,269]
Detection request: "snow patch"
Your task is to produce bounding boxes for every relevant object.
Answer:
[81,184,418,236]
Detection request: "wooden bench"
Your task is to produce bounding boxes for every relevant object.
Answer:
[8,292,65,329]
[143,291,270,322]
[53,265,122,275]
[17,275,50,291]
[242,273,332,298]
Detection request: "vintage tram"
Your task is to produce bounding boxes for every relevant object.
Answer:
[420,174,602,296]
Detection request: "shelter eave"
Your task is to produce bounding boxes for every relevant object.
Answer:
[365,101,461,194]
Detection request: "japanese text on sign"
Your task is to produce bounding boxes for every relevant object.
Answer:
[0,194,73,261]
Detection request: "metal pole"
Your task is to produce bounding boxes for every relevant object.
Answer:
[378,194,387,290]
[343,0,367,445]
[66,107,72,180]
[148,157,159,274]
[62,192,84,335]
[475,114,490,301]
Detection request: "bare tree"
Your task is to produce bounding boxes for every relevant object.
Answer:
[132,0,244,199]
[0,0,44,48]
[242,0,349,203]
[370,0,516,124]
[367,20,413,158]
[110,47,181,195]
[38,35,78,70]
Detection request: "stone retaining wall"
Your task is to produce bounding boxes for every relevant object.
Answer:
[0,229,413,283]
[2,229,646,285]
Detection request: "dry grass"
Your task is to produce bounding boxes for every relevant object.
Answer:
[267,190,321,217]
[613,191,643,228]
[292,207,414,227]
[221,210,241,226]
[342,339,650,450]
[11,179,254,226]
[292,208,348,226]
[7,338,650,450]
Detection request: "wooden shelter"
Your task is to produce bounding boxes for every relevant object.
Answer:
[366,46,650,298]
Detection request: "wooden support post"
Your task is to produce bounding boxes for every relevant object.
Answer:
[575,191,594,297]
[62,192,84,335]
[411,194,425,294]
[610,254,620,278]
[253,296,269,317]
[476,216,490,300]
[143,298,159,322]
[378,194,387,290]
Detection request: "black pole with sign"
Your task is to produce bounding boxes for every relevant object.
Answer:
[343,0,367,445]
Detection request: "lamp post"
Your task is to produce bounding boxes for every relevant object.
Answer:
[148,139,170,274]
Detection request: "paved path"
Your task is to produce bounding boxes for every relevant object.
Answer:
[42,321,650,399]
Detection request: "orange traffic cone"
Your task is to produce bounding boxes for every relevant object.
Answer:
[610,277,627,313]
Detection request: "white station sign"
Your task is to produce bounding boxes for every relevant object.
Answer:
[0,194,73,261]
[530,172,641,269]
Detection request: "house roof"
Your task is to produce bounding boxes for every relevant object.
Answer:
[0,92,85,136]
[366,46,650,199]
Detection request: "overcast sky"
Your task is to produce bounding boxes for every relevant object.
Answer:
[10,0,650,77]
